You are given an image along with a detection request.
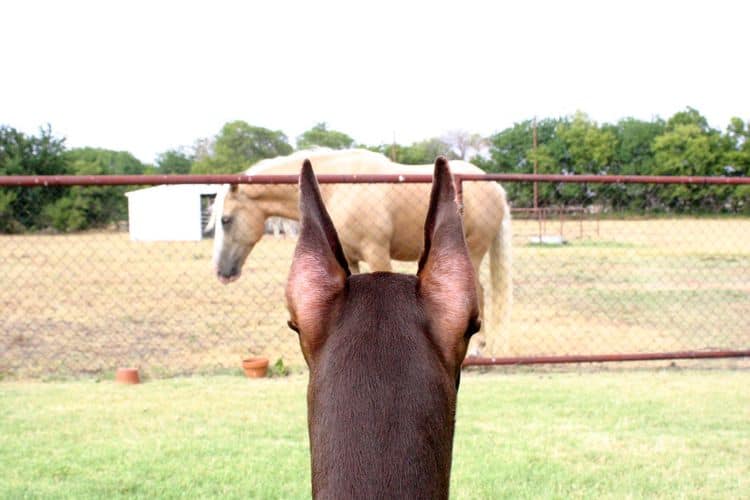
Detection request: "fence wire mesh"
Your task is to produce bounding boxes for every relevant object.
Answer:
[1,177,749,378]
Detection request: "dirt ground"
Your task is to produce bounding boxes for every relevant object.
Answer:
[1,216,749,378]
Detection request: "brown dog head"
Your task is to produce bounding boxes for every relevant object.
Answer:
[285,156,480,498]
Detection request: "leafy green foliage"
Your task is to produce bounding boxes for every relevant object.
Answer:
[599,118,666,209]
[192,121,293,174]
[2,108,749,234]
[156,148,193,174]
[478,117,566,207]
[609,118,666,172]
[666,106,710,131]
[40,148,147,232]
[368,138,455,165]
[268,358,291,377]
[723,117,750,212]
[296,122,354,150]
[66,147,146,175]
[0,133,149,233]
[0,189,19,232]
[481,108,748,213]
[0,125,69,232]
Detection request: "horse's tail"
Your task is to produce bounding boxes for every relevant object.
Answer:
[487,193,513,355]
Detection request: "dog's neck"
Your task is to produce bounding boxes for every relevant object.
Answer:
[306,273,456,499]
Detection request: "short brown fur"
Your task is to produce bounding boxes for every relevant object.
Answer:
[286,157,480,499]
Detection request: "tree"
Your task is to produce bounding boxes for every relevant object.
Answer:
[479,118,567,207]
[156,148,193,174]
[0,125,69,232]
[480,121,532,172]
[364,138,454,165]
[556,112,617,174]
[608,118,665,174]
[192,137,213,163]
[481,118,565,172]
[723,117,750,212]
[296,122,355,150]
[41,148,148,231]
[724,117,750,173]
[191,121,293,173]
[65,147,146,175]
[651,109,728,210]
[550,112,618,205]
[665,107,710,132]
[399,138,455,164]
[603,117,666,210]
[442,130,488,160]
[369,138,454,165]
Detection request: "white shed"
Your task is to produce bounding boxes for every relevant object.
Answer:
[125,184,219,241]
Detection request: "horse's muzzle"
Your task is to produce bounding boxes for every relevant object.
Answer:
[215,264,241,284]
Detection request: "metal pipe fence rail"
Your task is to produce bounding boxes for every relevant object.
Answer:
[5,172,750,186]
[1,173,749,378]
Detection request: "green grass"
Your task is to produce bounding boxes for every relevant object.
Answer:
[2,371,749,499]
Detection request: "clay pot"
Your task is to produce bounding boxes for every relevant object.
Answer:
[115,367,140,384]
[242,357,269,378]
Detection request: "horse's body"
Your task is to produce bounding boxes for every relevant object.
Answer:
[286,158,480,498]
[212,148,511,353]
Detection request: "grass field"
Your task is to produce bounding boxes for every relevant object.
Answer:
[1,217,749,378]
[1,371,748,498]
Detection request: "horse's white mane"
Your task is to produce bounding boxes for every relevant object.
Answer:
[246,148,389,174]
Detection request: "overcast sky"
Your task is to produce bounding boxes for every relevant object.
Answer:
[2,0,748,164]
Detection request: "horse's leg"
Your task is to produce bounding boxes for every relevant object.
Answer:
[349,260,360,274]
[362,244,392,273]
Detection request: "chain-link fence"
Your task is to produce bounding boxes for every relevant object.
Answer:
[1,174,749,378]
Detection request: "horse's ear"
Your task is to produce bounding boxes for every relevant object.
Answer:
[286,159,350,356]
[229,183,238,193]
[418,157,480,364]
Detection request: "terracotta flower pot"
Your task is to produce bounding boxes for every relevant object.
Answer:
[115,367,140,384]
[242,357,269,378]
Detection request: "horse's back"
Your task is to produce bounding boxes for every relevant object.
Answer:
[252,149,507,263]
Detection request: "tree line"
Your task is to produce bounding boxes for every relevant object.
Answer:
[1,108,749,232]
[476,109,750,213]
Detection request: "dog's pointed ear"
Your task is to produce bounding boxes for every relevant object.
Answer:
[418,157,480,366]
[286,160,350,358]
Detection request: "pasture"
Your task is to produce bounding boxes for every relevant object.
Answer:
[1,371,748,498]
[1,217,749,378]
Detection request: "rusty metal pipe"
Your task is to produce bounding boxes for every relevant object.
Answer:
[0,174,432,187]
[459,173,750,185]
[1,173,749,187]
[463,350,750,366]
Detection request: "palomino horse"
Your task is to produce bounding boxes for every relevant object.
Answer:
[287,157,480,498]
[211,148,511,354]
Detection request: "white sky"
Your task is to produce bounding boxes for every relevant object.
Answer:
[1,0,748,164]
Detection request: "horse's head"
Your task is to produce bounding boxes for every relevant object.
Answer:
[286,157,480,497]
[212,184,266,284]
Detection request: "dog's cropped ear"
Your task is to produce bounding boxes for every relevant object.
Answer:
[286,160,350,358]
[418,157,480,367]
